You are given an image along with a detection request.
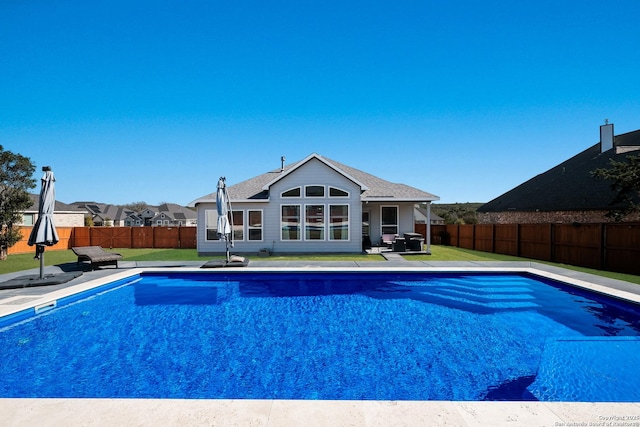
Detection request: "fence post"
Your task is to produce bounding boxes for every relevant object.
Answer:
[472,224,476,251]
[550,223,555,263]
[493,224,498,254]
[600,223,606,271]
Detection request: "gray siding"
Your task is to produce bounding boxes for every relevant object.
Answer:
[364,202,419,246]
[267,158,362,253]
[197,158,363,254]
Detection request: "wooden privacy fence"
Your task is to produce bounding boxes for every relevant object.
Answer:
[11,224,640,276]
[9,226,197,255]
[424,222,640,276]
[9,227,75,255]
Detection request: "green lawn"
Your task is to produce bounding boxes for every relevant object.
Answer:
[3,246,639,285]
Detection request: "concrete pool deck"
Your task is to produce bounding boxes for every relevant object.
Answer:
[1,259,640,426]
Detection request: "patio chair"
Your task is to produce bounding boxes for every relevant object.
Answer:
[381,234,398,249]
[72,246,123,270]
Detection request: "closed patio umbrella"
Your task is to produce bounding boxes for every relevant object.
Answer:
[28,166,59,279]
[216,176,233,262]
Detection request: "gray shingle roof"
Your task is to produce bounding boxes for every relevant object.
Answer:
[478,129,640,213]
[327,157,438,201]
[26,194,86,213]
[192,153,439,204]
[70,202,196,221]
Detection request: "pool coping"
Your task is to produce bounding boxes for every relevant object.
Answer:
[2,263,640,319]
[1,262,640,426]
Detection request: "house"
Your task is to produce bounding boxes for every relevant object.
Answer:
[152,203,198,227]
[414,206,445,225]
[71,202,197,226]
[71,202,132,226]
[190,153,439,255]
[477,123,640,224]
[19,194,87,227]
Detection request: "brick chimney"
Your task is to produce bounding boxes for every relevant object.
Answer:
[600,120,614,152]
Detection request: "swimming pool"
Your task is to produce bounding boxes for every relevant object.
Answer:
[1,270,639,401]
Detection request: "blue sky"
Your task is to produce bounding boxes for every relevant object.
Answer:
[2,1,639,206]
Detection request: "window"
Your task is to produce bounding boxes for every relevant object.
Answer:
[248,210,263,241]
[204,209,244,240]
[305,185,324,197]
[232,211,243,241]
[281,205,301,240]
[362,211,370,237]
[305,205,325,240]
[282,187,301,197]
[22,213,35,226]
[205,209,219,240]
[381,206,398,235]
[329,205,349,240]
[329,187,349,197]
[206,209,243,241]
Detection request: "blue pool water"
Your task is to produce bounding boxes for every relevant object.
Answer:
[1,271,639,401]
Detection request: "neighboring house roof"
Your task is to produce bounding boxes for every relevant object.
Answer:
[191,153,439,204]
[25,194,86,213]
[156,203,196,221]
[71,202,196,223]
[415,207,444,223]
[478,128,640,213]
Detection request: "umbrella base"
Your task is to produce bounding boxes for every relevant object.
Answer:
[0,272,83,290]
[201,256,249,268]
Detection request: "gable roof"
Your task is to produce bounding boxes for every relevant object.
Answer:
[478,128,640,213]
[26,194,86,213]
[261,153,369,191]
[191,153,439,205]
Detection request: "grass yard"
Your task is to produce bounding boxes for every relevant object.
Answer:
[2,246,639,285]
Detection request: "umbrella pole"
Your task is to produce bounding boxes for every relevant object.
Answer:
[39,246,45,279]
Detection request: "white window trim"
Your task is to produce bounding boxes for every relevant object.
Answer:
[329,204,350,241]
[281,186,301,198]
[248,209,264,242]
[22,213,35,226]
[380,205,399,235]
[329,186,349,198]
[304,184,325,198]
[232,210,244,242]
[304,203,326,241]
[204,209,221,241]
[280,204,302,241]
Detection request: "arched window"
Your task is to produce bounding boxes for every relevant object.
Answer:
[282,187,301,197]
[329,187,349,197]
